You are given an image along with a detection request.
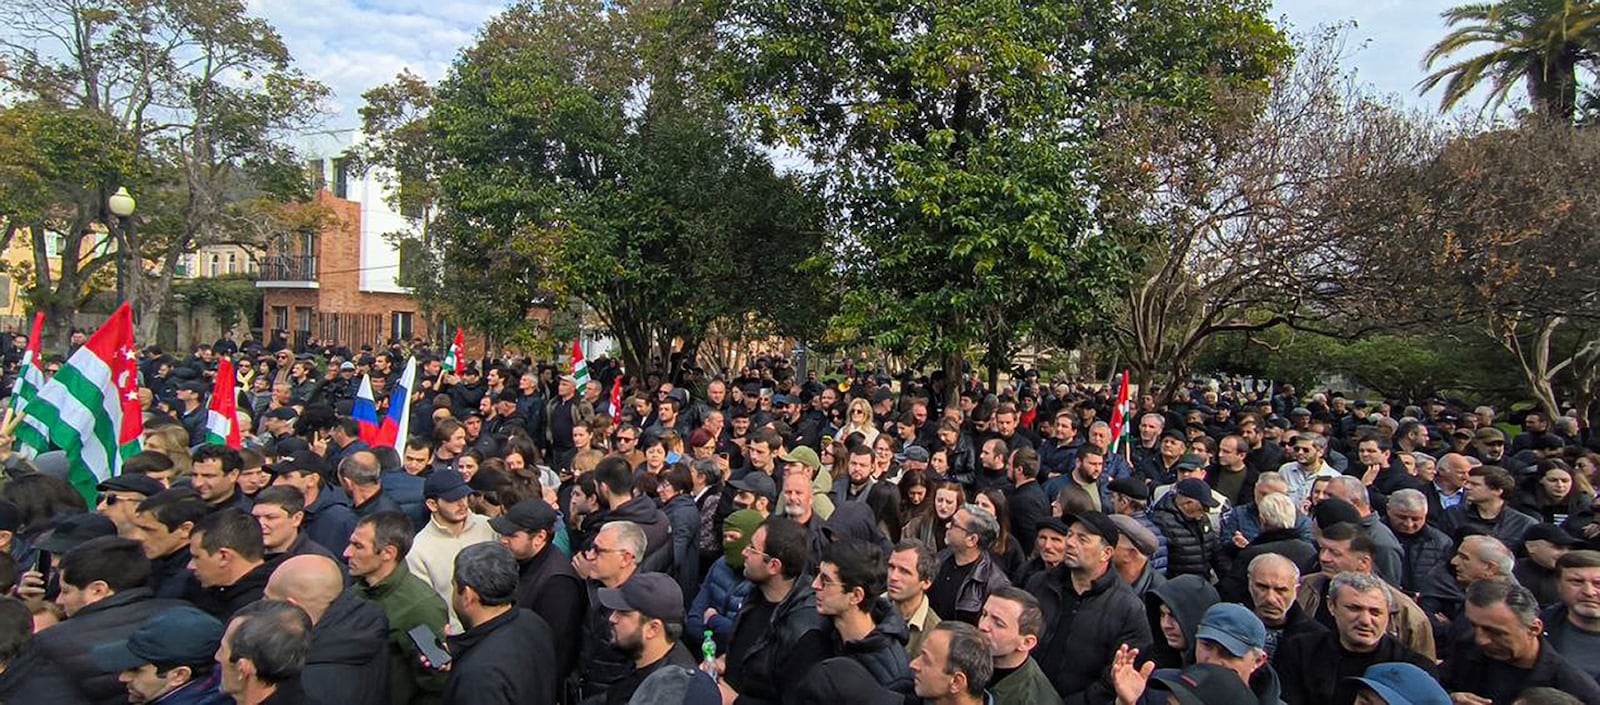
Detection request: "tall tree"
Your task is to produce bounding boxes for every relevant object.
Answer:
[1419,0,1600,121]
[1096,32,1440,399]
[0,0,327,345]
[719,0,1289,403]
[421,0,830,375]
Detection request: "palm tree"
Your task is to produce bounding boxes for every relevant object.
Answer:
[1419,0,1600,122]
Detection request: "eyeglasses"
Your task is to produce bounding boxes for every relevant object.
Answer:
[585,545,627,558]
[741,543,772,562]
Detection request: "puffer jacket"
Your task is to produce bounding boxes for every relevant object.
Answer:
[819,598,915,699]
[1144,575,1220,668]
[687,558,753,651]
[1149,493,1226,581]
[1025,565,1152,705]
[1395,523,1454,595]
[301,591,392,705]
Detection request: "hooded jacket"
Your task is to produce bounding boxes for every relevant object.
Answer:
[818,599,915,698]
[0,587,190,705]
[302,591,392,705]
[304,485,359,556]
[607,496,672,573]
[443,608,559,705]
[1144,575,1220,669]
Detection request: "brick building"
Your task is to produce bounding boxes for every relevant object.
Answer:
[258,148,422,350]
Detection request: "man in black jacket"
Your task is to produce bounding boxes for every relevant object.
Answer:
[723,517,833,705]
[1441,578,1600,705]
[804,539,915,699]
[1385,488,1454,595]
[0,535,189,705]
[491,498,586,680]
[1023,510,1151,705]
[1273,572,1435,705]
[1007,447,1051,552]
[440,542,559,705]
[185,508,274,621]
[131,488,211,599]
[265,555,391,705]
[599,572,697,705]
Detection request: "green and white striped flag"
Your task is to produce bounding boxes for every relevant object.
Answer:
[571,339,590,386]
[15,304,144,504]
[9,312,45,458]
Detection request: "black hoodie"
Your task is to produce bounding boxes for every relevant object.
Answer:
[302,591,392,705]
[608,496,672,572]
[816,598,915,699]
[1144,574,1220,669]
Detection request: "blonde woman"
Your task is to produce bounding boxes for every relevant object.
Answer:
[838,397,879,447]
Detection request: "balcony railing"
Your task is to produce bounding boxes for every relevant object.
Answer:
[258,255,318,282]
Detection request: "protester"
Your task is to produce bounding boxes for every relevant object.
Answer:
[438,542,559,705]
[344,511,448,705]
[217,600,317,705]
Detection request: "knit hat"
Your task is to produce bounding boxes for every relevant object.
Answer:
[723,510,764,570]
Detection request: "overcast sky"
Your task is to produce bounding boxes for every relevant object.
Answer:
[249,0,1471,131]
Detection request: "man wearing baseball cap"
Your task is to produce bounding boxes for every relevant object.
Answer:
[407,468,497,629]
[599,572,695,705]
[1023,510,1152,702]
[1345,663,1449,705]
[1191,603,1282,705]
[1151,478,1226,581]
[88,606,229,705]
[490,499,585,679]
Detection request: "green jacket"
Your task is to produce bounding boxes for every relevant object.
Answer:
[356,563,449,705]
[991,656,1063,705]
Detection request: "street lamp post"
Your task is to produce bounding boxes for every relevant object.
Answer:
[107,186,136,305]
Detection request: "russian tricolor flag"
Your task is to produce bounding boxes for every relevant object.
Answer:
[354,374,381,446]
[374,356,416,449]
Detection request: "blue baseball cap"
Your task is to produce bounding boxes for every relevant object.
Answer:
[424,468,474,502]
[1346,663,1450,705]
[89,606,224,672]
[1195,603,1266,657]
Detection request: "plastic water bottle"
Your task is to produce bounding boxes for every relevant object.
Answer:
[699,630,718,677]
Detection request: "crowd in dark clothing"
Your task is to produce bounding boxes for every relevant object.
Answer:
[8,333,1600,705]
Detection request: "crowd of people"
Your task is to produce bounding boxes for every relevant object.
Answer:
[1,331,1599,705]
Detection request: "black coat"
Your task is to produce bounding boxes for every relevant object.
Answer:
[303,591,392,705]
[1008,481,1051,552]
[442,608,559,705]
[725,580,835,705]
[1441,637,1600,705]
[1024,565,1152,705]
[186,560,274,621]
[1149,493,1225,580]
[810,599,916,700]
[515,546,587,679]
[1394,523,1454,596]
[1219,528,1316,603]
[1273,630,1435,705]
[0,588,190,705]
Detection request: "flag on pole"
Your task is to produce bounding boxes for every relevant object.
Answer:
[353,374,381,445]
[204,357,242,449]
[608,373,624,417]
[444,327,464,374]
[15,303,143,504]
[374,357,416,448]
[1107,370,1131,455]
[8,312,46,457]
[571,340,590,387]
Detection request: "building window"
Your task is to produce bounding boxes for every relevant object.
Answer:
[333,158,350,199]
[272,306,289,332]
[391,312,413,341]
[307,159,326,192]
[227,254,237,274]
[295,307,312,333]
[209,255,219,277]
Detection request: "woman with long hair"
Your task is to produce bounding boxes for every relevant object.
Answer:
[904,480,963,552]
[1513,459,1596,537]
[899,470,935,528]
[838,398,880,447]
[976,488,1028,579]
[872,433,899,480]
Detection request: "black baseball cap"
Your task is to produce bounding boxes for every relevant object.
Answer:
[1525,524,1581,547]
[729,473,777,502]
[266,407,298,420]
[598,573,685,623]
[37,513,117,553]
[1061,510,1120,547]
[424,468,473,502]
[269,450,327,479]
[490,499,558,536]
[89,606,224,672]
[98,474,166,497]
[1150,663,1256,705]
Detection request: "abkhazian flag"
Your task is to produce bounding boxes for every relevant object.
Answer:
[9,312,46,458]
[204,356,242,449]
[571,340,590,386]
[444,327,464,374]
[1108,369,1131,455]
[16,303,143,504]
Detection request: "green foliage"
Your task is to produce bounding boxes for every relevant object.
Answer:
[1420,0,1600,121]
[720,0,1289,396]
[423,0,831,373]
[174,273,261,332]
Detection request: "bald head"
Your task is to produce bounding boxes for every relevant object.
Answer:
[265,554,345,624]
